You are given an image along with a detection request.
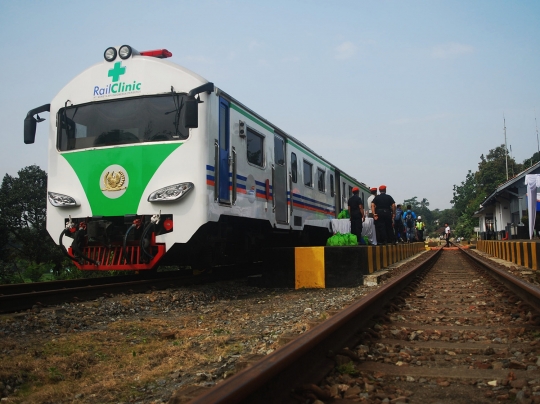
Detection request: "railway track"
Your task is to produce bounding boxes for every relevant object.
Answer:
[0,265,259,313]
[183,247,540,403]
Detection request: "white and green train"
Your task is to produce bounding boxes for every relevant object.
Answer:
[24,45,368,271]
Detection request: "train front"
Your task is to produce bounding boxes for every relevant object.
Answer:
[24,45,213,270]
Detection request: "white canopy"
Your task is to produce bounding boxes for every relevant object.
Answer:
[525,174,540,239]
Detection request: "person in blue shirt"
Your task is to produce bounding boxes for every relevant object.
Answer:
[394,204,405,243]
[402,205,417,243]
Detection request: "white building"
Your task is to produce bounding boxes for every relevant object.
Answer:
[474,161,540,240]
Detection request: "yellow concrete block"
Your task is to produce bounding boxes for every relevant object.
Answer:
[532,243,537,271]
[367,246,374,274]
[295,247,325,289]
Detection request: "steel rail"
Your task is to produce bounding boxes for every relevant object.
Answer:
[188,248,442,404]
[0,271,187,296]
[1,277,185,313]
[458,244,540,313]
[0,265,259,313]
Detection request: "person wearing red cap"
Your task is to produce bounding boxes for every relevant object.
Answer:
[366,187,377,219]
[371,185,396,245]
[347,186,365,245]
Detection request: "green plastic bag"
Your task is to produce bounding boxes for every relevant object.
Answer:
[337,209,350,219]
[346,233,358,245]
[326,232,358,246]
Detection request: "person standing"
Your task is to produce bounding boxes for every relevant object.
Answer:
[366,187,377,218]
[402,205,417,243]
[348,187,365,245]
[394,204,405,243]
[444,223,451,247]
[415,216,425,242]
[371,185,396,245]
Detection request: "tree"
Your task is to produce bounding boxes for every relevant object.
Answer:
[523,151,540,168]
[0,165,65,273]
[475,144,523,196]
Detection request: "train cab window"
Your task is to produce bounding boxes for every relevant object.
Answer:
[349,185,353,198]
[57,94,190,151]
[317,168,325,192]
[330,174,335,197]
[291,153,297,183]
[303,161,313,187]
[274,136,285,166]
[247,127,264,167]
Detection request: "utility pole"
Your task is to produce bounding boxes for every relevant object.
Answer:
[534,112,540,159]
[504,116,508,180]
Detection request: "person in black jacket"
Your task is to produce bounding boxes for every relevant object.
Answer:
[348,187,365,245]
[371,185,396,245]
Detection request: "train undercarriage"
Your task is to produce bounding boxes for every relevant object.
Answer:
[61,214,331,271]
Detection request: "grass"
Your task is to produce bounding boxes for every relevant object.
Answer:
[337,361,358,376]
[0,310,258,403]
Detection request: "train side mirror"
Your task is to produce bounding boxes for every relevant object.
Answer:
[24,116,37,144]
[184,96,198,128]
[23,104,50,144]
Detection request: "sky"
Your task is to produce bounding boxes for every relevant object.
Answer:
[1,0,539,210]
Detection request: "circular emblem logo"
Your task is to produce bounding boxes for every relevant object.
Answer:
[100,164,129,199]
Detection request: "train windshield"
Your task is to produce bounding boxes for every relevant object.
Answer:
[57,94,190,151]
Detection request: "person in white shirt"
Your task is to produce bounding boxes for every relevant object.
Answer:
[366,187,377,218]
[444,223,451,247]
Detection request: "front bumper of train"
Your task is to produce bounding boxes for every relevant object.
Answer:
[61,213,173,271]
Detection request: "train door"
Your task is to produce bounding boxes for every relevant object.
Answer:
[342,181,347,211]
[335,171,342,217]
[274,134,288,224]
[218,98,230,205]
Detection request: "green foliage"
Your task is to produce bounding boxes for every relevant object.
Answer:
[523,152,540,168]
[0,165,65,270]
[337,361,358,376]
[22,262,50,282]
[47,367,64,382]
[477,145,521,193]
[0,260,23,284]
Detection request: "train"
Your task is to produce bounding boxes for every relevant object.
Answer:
[24,45,369,271]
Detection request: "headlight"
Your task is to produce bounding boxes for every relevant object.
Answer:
[148,182,194,202]
[104,47,117,62]
[119,45,133,59]
[48,192,79,207]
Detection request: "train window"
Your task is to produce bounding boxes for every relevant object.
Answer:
[219,103,229,151]
[274,136,285,166]
[330,174,335,197]
[303,160,313,187]
[349,185,353,198]
[247,127,264,167]
[291,153,298,184]
[57,94,190,151]
[291,153,297,183]
[317,168,325,192]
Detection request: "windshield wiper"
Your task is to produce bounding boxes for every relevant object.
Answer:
[166,89,185,139]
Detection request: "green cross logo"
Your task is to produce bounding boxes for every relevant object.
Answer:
[108,62,126,83]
